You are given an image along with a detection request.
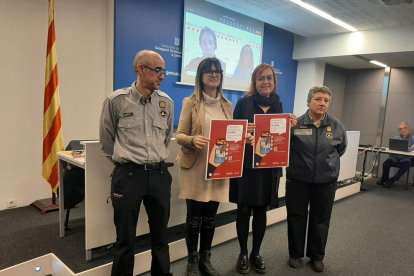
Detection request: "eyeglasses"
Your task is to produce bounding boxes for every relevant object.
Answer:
[142,65,165,76]
[399,127,408,131]
[256,76,274,83]
[203,70,223,77]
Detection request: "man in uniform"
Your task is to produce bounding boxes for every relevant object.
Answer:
[99,50,174,276]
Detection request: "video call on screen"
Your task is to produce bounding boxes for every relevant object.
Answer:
[181,0,264,92]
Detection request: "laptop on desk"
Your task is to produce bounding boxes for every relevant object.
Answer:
[389,139,408,152]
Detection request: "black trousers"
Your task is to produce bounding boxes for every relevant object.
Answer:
[185,199,219,254]
[285,178,337,261]
[381,156,412,181]
[111,162,172,276]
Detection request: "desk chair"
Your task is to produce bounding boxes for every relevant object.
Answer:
[391,161,414,190]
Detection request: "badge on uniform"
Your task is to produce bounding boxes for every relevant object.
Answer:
[159,101,166,108]
[327,126,332,132]
[123,112,134,117]
[294,129,312,135]
[326,132,333,139]
[160,109,167,118]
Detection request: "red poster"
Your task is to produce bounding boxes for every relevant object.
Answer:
[205,120,248,180]
[253,114,291,168]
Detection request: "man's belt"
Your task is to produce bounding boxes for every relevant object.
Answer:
[136,162,174,170]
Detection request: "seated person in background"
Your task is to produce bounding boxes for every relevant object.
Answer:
[377,122,414,187]
[232,44,254,81]
[184,26,226,75]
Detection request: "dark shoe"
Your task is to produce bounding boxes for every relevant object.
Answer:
[377,179,387,185]
[236,253,249,274]
[288,257,301,268]
[310,260,324,272]
[199,251,220,276]
[249,255,266,274]
[186,252,200,276]
[384,178,395,188]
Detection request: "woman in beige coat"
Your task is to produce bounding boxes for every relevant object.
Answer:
[176,57,232,276]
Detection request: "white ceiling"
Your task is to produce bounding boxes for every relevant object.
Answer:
[319,51,414,69]
[207,0,414,69]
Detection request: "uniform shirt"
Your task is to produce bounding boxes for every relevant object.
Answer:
[99,82,174,164]
[287,110,347,184]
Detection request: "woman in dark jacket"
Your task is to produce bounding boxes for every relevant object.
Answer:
[230,63,297,274]
[286,86,347,273]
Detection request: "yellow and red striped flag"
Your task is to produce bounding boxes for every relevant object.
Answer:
[42,0,63,193]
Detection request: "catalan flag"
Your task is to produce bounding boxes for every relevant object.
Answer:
[42,0,63,193]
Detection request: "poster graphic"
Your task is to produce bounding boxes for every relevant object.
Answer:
[206,120,248,180]
[253,114,291,168]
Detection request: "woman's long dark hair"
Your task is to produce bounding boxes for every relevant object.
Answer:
[194,57,224,100]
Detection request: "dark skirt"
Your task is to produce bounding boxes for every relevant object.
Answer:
[229,167,281,208]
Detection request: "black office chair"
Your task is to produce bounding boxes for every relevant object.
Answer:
[57,140,85,230]
[391,160,414,190]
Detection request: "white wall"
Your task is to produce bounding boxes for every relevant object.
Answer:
[0,0,114,210]
[293,59,326,116]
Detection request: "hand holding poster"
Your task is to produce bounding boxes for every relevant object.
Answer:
[253,114,291,168]
[206,120,248,180]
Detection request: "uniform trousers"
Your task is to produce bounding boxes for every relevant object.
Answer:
[285,178,337,261]
[111,162,172,276]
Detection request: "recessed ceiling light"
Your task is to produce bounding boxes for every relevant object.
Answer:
[289,0,358,32]
[369,60,389,68]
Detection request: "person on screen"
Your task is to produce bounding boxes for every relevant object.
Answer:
[176,57,252,276]
[286,86,347,273]
[229,64,297,274]
[232,45,254,80]
[377,122,414,188]
[184,26,226,75]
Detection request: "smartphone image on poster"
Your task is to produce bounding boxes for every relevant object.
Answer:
[215,139,227,163]
[260,131,272,154]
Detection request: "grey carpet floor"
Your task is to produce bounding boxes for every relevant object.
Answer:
[1,177,414,276]
[142,178,414,276]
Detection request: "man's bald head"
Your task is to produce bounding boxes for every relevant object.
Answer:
[133,50,163,76]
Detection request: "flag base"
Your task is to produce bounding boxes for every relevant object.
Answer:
[31,198,59,214]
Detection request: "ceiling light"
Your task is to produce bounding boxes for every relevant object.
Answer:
[289,0,358,32]
[369,60,389,68]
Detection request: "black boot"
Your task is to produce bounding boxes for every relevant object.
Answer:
[199,251,220,276]
[185,216,201,253]
[186,252,200,276]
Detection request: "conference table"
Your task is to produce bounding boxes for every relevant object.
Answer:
[358,146,414,188]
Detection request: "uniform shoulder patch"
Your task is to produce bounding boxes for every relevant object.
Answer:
[156,90,173,103]
[107,88,130,100]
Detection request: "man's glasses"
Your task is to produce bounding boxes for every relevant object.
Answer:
[399,127,408,131]
[143,65,165,76]
[203,70,223,77]
[256,76,274,83]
